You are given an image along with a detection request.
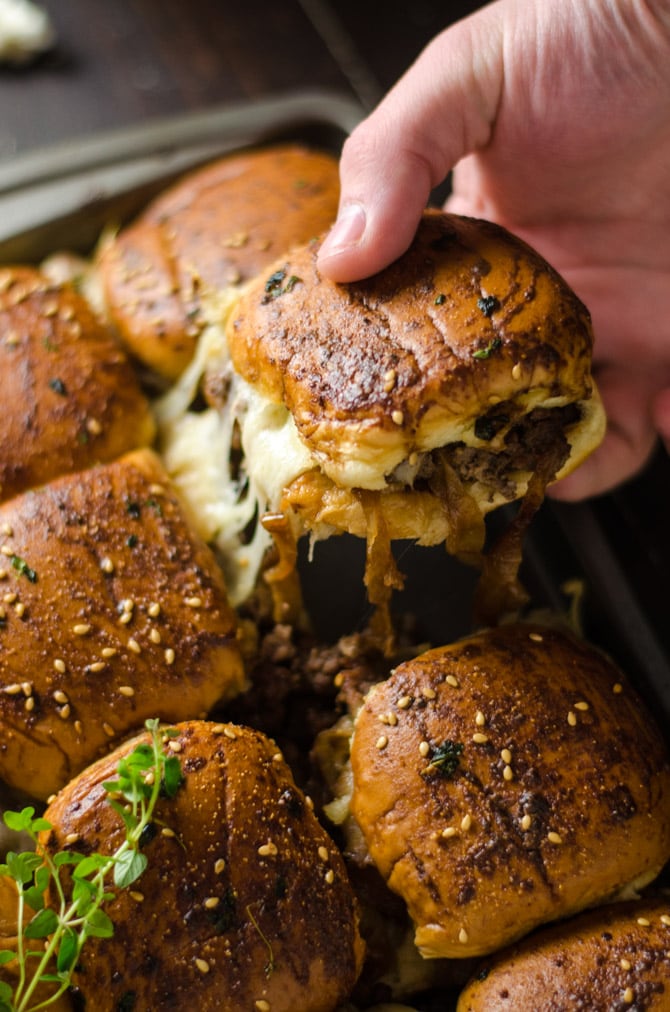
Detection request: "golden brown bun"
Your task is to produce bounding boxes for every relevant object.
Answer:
[226,209,605,507]
[42,720,365,1012]
[0,266,155,503]
[457,895,670,1011]
[0,449,244,800]
[349,623,670,958]
[97,144,340,380]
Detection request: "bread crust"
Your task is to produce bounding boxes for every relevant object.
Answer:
[349,624,670,958]
[0,266,155,503]
[0,449,244,800]
[226,210,604,494]
[41,720,365,1012]
[457,895,670,1010]
[97,144,340,379]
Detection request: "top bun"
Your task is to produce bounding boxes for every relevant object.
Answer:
[97,144,340,380]
[349,623,670,959]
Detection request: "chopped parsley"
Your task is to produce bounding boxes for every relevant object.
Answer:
[477,295,500,317]
[434,293,446,305]
[421,740,464,779]
[472,337,502,360]
[48,378,67,396]
[262,270,302,302]
[10,554,37,583]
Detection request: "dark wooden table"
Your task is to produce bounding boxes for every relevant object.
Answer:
[1,0,668,677]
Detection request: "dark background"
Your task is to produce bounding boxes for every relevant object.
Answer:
[0,0,668,688]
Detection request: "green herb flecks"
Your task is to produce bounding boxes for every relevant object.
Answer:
[0,718,182,1012]
[10,556,37,584]
[48,379,67,397]
[421,740,464,779]
[434,293,446,305]
[476,295,500,317]
[472,337,502,360]
[262,270,303,303]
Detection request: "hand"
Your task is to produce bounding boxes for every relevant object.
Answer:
[317,0,670,499]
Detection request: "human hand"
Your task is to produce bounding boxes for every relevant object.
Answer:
[317,0,670,499]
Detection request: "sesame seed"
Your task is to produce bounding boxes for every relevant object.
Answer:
[408,452,418,467]
[21,682,32,696]
[130,891,144,903]
[168,740,182,753]
[1,523,12,536]
[547,831,563,845]
[458,928,469,944]
[223,727,237,739]
[24,697,35,712]
[258,842,278,857]
[305,796,314,810]
[53,690,69,704]
[660,915,670,927]
[3,591,16,603]
[422,686,436,700]
[272,752,283,762]
[53,659,66,674]
[567,711,577,726]
[460,814,472,832]
[528,632,543,642]
[161,827,176,838]
[186,596,202,609]
[100,558,114,574]
[383,368,397,392]
[215,858,226,874]
[574,701,589,711]
[103,722,115,737]
[520,814,532,831]
[637,917,650,926]
[419,741,430,757]
[475,711,486,727]
[503,765,513,781]
[318,846,329,862]
[397,695,412,709]
[325,869,335,884]
[195,958,210,975]
[119,686,135,697]
[165,648,175,665]
[255,1002,271,1012]
[623,988,634,1005]
[379,711,397,726]
[472,732,488,744]
[73,624,91,636]
[58,704,71,719]
[119,612,132,625]
[101,647,117,658]
[3,684,21,695]
[148,602,161,617]
[74,720,83,734]
[65,833,80,845]
[613,682,623,694]
[1,547,13,558]
[13,602,25,617]
[211,724,226,734]
[127,638,141,654]
[88,661,106,673]
[86,418,102,436]
[391,409,404,426]
[620,958,631,970]
[442,826,457,839]
[150,628,161,644]
[204,897,220,910]
[501,748,512,764]
[446,675,459,688]
[376,735,388,750]
[512,362,522,380]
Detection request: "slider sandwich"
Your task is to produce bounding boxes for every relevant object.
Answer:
[345,623,670,959]
[199,210,605,637]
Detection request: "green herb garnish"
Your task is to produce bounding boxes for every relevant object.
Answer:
[10,556,37,584]
[472,337,502,360]
[47,379,67,397]
[262,270,302,302]
[476,295,500,317]
[434,293,446,305]
[0,718,182,1012]
[421,740,464,779]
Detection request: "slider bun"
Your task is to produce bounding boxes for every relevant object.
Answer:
[41,720,365,1012]
[97,144,340,380]
[457,895,670,1011]
[0,266,155,503]
[226,210,604,519]
[349,623,670,958]
[0,449,244,800]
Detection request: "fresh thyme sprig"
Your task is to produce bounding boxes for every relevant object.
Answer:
[0,718,183,1012]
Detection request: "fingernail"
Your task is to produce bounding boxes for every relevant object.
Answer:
[320,202,366,256]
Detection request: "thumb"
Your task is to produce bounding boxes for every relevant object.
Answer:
[317,6,504,282]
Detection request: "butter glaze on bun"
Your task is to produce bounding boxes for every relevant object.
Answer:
[349,624,670,959]
[41,720,365,1012]
[0,449,244,800]
[216,210,605,630]
[0,266,155,503]
[97,144,340,380]
[457,895,670,1011]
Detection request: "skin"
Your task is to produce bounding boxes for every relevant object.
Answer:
[317,0,670,499]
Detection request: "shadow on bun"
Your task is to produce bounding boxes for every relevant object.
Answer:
[40,720,365,1012]
[349,623,670,958]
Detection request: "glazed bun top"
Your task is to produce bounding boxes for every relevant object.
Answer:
[97,143,340,380]
[226,210,605,494]
[0,265,155,503]
[349,623,670,959]
[41,720,365,1012]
